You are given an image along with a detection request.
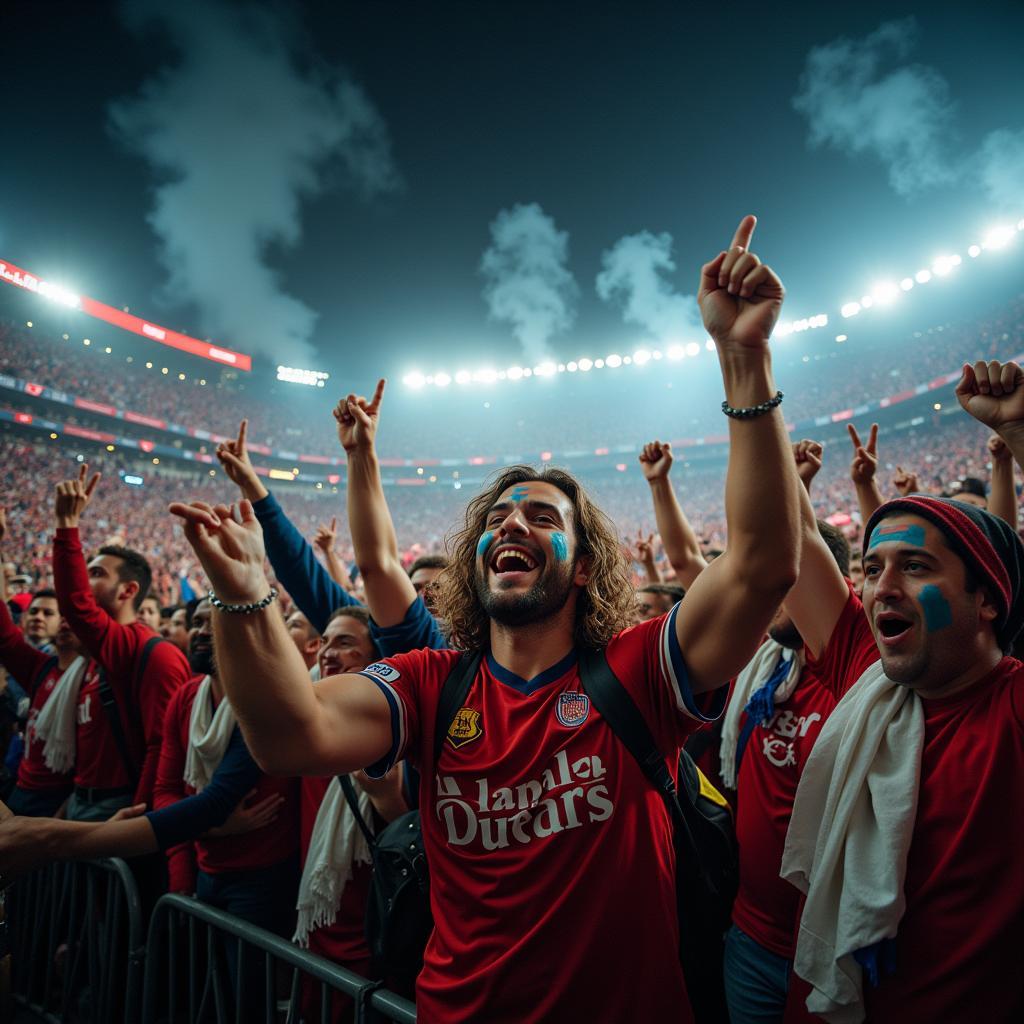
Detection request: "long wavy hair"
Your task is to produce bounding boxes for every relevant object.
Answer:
[435,466,636,652]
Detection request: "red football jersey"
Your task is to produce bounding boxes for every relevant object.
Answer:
[785,599,1024,1021]
[359,609,725,1024]
[732,589,877,957]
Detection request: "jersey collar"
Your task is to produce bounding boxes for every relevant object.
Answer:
[486,648,578,696]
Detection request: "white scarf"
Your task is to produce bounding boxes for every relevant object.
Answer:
[293,776,373,947]
[183,676,237,792]
[780,662,924,1024]
[719,639,803,790]
[32,655,87,774]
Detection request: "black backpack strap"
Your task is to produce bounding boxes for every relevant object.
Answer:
[29,655,60,701]
[96,635,165,782]
[338,774,378,850]
[432,650,483,769]
[577,647,702,871]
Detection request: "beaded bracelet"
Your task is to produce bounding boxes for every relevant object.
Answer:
[721,390,784,420]
[208,586,279,614]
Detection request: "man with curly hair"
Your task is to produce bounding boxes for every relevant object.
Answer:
[165,215,802,1024]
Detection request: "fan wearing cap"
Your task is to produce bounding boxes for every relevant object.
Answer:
[774,358,1024,1022]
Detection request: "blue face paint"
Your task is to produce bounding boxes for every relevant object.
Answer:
[509,485,530,503]
[867,523,927,550]
[551,532,568,562]
[918,584,952,632]
[477,531,494,559]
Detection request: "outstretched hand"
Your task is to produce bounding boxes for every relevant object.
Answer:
[956,360,1024,434]
[632,529,657,565]
[892,465,920,497]
[638,440,673,481]
[847,423,879,486]
[168,500,270,605]
[216,420,267,502]
[698,216,784,353]
[55,464,101,528]
[335,379,386,454]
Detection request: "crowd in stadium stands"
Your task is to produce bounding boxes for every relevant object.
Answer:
[1,228,1023,1024]
[2,291,1022,460]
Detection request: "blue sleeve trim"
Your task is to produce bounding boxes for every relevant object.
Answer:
[661,603,728,723]
[358,675,404,779]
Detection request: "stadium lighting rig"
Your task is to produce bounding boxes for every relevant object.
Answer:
[403,215,1024,390]
[276,365,329,387]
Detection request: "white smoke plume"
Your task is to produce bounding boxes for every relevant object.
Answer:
[109,0,399,365]
[595,231,701,342]
[978,128,1024,210]
[480,203,578,365]
[792,18,958,196]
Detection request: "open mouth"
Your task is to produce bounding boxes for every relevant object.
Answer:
[490,545,541,578]
[875,611,913,644]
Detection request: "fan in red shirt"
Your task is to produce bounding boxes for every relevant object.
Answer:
[171,216,805,1024]
[0,596,78,816]
[52,465,191,821]
[776,358,1024,1023]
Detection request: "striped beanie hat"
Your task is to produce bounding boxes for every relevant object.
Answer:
[864,495,1024,652]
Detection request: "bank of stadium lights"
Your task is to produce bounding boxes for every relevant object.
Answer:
[277,365,329,388]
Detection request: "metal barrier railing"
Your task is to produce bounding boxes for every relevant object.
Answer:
[8,857,144,1024]
[143,892,417,1024]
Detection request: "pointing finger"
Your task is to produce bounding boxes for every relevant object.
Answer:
[729,214,757,252]
[84,472,101,498]
[847,424,862,449]
[330,516,337,532]
[237,419,248,450]
[368,378,386,412]
[867,423,878,454]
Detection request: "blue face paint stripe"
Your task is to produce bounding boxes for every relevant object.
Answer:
[477,531,494,559]
[918,585,952,632]
[867,524,927,550]
[509,485,530,503]
[551,532,568,562]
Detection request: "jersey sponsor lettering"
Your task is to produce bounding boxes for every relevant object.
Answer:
[756,708,822,769]
[363,661,401,683]
[77,694,92,725]
[434,748,613,850]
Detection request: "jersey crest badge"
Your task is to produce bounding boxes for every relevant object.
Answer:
[363,662,401,683]
[556,691,590,728]
[447,707,483,748]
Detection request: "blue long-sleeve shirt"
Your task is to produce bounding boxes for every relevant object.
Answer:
[145,727,261,850]
[252,490,360,633]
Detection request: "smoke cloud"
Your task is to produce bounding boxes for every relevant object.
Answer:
[480,203,578,365]
[792,18,958,196]
[109,0,398,365]
[978,128,1024,210]
[595,231,701,342]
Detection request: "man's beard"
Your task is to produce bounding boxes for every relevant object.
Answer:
[768,619,803,651]
[189,643,216,676]
[474,561,576,629]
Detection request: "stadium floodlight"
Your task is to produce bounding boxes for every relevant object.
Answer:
[915,269,932,284]
[705,339,715,351]
[403,370,426,389]
[435,372,451,387]
[633,348,651,365]
[622,355,633,365]
[932,255,956,276]
[578,358,593,371]
[507,365,524,381]
[835,334,847,342]
[522,367,533,377]
[871,281,899,305]
[983,225,1015,250]
[606,353,623,367]
[685,341,701,357]
[666,344,685,360]
[557,364,566,372]
[455,369,471,385]
[475,368,498,384]
[535,361,556,377]
[860,295,874,309]
[594,358,605,368]
[841,302,861,318]
[566,361,578,372]
[900,277,914,290]
[968,244,982,258]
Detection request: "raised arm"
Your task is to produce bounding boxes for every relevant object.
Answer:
[672,216,801,692]
[215,420,355,633]
[638,441,708,590]
[847,423,885,523]
[781,441,852,658]
[312,518,352,588]
[168,500,393,776]
[957,359,1024,467]
[987,435,1018,527]
[337,379,421,628]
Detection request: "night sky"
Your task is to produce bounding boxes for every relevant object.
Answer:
[2,0,1023,390]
